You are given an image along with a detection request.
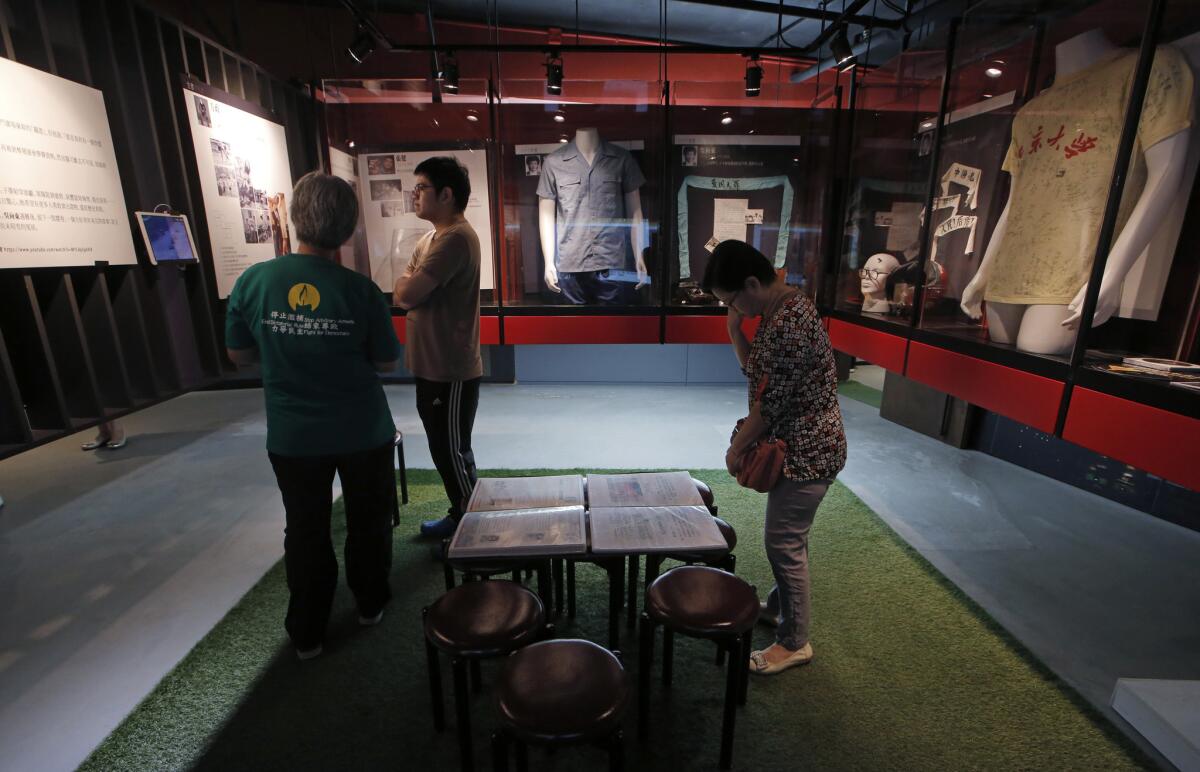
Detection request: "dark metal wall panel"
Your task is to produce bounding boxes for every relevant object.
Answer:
[106,268,164,399]
[0,0,315,457]
[2,0,54,72]
[0,329,33,445]
[30,273,104,422]
[72,270,135,408]
[0,274,71,433]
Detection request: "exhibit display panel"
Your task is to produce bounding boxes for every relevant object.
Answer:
[1072,0,1200,415]
[0,56,137,269]
[667,79,837,307]
[321,78,497,301]
[831,39,949,329]
[184,84,296,299]
[496,63,664,308]
[912,0,1176,369]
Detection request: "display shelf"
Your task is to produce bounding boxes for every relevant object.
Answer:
[906,341,1065,433]
[827,317,908,373]
[663,315,759,344]
[504,315,660,345]
[1063,386,1200,491]
[1073,366,1200,420]
[908,326,1072,381]
[389,311,500,346]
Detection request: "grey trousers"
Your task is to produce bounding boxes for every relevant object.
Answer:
[762,477,832,650]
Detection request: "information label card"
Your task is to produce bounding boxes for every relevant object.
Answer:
[448,506,587,560]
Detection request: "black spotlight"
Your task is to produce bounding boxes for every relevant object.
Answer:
[745,55,763,96]
[831,25,856,72]
[440,52,459,94]
[545,52,564,96]
[347,26,375,64]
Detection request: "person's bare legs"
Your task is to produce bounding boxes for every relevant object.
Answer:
[82,420,125,450]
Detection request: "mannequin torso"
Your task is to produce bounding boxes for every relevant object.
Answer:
[537,128,648,299]
[959,29,1193,355]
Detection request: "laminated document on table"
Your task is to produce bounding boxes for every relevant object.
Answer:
[448,506,587,559]
[467,475,586,512]
[587,471,705,508]
[589,506,727,554]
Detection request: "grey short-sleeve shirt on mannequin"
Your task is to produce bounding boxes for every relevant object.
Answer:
[537,140,645,272]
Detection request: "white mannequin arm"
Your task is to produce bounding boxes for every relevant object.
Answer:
[538,198,560,293]
[959,197,1011,319]
[1063,129,1191,327]
[626,189,648,287]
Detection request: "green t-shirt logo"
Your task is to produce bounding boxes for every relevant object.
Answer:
[288,282,321,312]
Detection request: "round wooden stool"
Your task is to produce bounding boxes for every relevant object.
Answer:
[491,639,628,771]
[424,580,546,772]
[638,565,758,770]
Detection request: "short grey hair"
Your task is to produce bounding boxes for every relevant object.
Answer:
[290,171,359,250]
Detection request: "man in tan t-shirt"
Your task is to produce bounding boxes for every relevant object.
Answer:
[393,157,482,540]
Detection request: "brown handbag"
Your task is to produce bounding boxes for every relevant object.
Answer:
[731,417,787,493]
[736,437,787,493]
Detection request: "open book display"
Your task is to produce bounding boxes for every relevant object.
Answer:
[467,475,586,512]
[447,506,588,560]
[450,472,721,559]
[586,471,705,508]
[589,506,728,554]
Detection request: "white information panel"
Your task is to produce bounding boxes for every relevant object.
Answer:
[328,146,365,273]
[184,88,294,298]
[357,148,494,292]
[0,57,136,268]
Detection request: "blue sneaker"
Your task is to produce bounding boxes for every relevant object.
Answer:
[419,516,459,539]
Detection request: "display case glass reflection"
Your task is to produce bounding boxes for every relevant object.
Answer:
[833,43,948,326]
[496,71,663,307]
[321,78,497,305]
[913,0,1194,370]
[1074,0,1200,404]
[668,79,835,307]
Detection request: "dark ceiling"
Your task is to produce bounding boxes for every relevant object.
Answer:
[350,0,911,57]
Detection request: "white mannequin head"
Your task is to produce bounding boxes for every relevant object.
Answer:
[859,252,900,312]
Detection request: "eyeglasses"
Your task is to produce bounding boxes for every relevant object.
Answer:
[858,267,889,280]
[412,183,434,194]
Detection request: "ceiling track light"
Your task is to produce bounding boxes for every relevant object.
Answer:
[439,51,459,94]
[830,25,857,73]
[745,55,762,97]
[347,25,375,65]
[545,51,564,96]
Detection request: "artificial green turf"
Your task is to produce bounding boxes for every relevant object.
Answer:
[837,379,884,409]
[80,470,1149,771]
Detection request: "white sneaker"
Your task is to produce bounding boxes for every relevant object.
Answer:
[296,645,323,660]
[359,609,384,626]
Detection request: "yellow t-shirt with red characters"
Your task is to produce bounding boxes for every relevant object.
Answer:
[986,46,1193,305]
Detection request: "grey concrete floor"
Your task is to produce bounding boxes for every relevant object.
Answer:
[0,382,1197,771]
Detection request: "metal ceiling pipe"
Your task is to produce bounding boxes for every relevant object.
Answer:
[677,0,903,28]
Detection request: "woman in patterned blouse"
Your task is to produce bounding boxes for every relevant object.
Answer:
[703,240,847,675]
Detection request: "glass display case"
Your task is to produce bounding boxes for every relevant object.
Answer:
[496,52,664,308]
[1073,0,1200,412]
[912,0,1181,369]
[667,78,836,307]
[831,39,948,327]
[321,77,499,305]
